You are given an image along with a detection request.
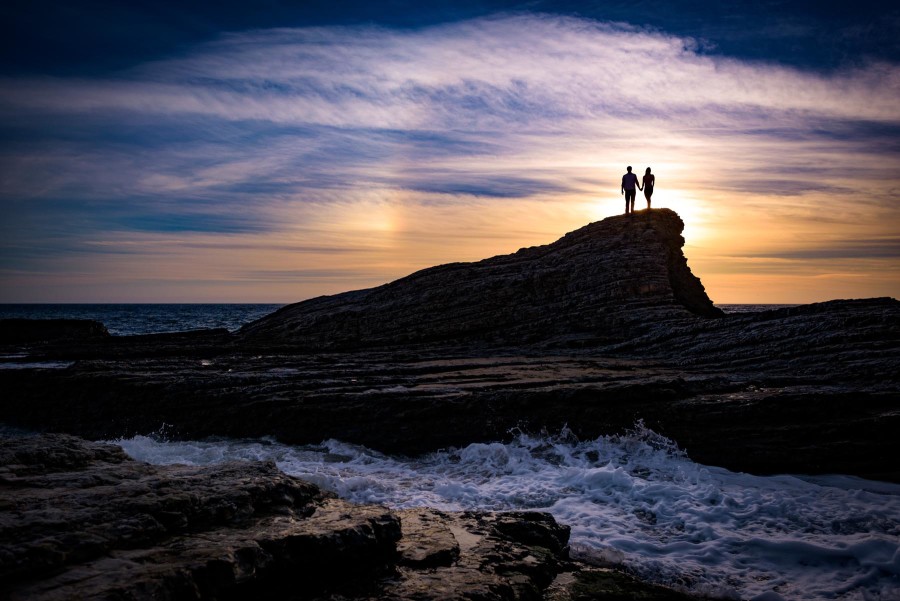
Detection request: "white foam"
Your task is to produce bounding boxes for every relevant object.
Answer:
[113,426,900,600]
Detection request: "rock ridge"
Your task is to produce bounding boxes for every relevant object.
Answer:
[239,209,721,350]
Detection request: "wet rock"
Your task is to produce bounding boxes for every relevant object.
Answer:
[492,511,571,556]
[385,509,571,601]
[396,508,460,567]
[546,567,703,600]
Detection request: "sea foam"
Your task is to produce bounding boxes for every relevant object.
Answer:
[115,425,900,600]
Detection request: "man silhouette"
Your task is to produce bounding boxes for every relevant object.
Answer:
[621,166,640,214]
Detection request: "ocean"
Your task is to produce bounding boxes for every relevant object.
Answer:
[0,303,284,336]
[3,303,897,600]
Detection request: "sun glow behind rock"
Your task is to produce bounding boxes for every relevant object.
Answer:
[1,14,898,303]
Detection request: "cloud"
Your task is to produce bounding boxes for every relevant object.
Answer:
[1,14,899,302]
[744,238,900,260]
[4,15,900,125]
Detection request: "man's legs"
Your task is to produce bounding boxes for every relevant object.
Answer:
[625,189,635,214]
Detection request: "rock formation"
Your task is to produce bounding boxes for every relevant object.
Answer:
[239,209,721,350]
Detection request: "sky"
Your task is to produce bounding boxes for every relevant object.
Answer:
[1,1,899,304]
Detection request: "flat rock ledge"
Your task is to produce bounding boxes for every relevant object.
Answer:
[0,434,700,601]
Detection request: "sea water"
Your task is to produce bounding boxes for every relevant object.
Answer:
[0,304,283,336]
[115,426,900,601]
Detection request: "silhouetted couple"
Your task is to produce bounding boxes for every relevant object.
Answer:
[621,166,654,214]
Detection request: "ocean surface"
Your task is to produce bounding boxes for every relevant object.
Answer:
[0,303,284,336]
[5,303,897,600]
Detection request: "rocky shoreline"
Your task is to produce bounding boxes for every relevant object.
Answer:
[1,209,898,598]
[1,433,699,600]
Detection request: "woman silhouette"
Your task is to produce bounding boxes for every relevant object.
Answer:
[642,167,655,209]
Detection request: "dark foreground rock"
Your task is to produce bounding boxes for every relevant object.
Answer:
[0,210,898,482]
[0,318,109,344]
[0,434,695,600]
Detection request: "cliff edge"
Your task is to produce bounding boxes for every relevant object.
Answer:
[240,209,721,349]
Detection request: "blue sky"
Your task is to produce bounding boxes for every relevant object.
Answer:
[2,1,899,302]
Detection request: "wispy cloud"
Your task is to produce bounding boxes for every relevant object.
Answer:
[1,14,899,302]
[6,16,899,123]
[744,238,900,260]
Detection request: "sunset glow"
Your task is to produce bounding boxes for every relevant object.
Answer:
[2,4,898,304]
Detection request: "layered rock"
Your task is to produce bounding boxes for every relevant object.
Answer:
[239,209,721,350]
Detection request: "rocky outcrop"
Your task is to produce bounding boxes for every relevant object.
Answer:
[239,209,721,350]
[2,433,693,600]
